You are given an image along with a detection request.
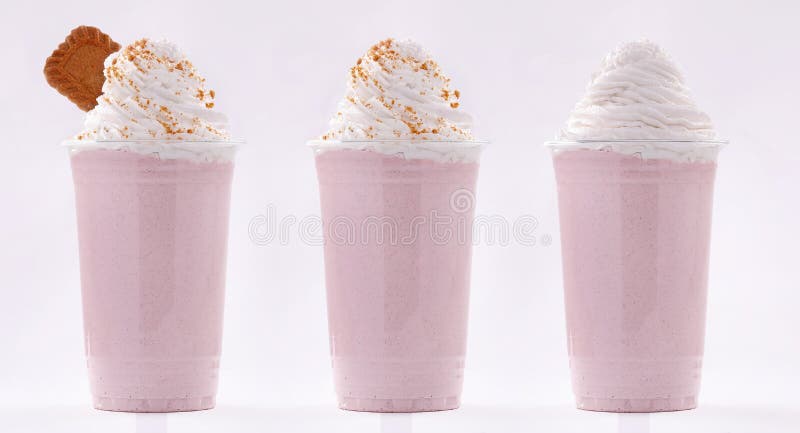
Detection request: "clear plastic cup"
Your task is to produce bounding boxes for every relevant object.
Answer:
[65,140,238,412]
[546,140,724,412]
[310,140,485,412]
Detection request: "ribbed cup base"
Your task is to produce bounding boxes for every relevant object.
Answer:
[575,395,697,413]
[92,395,216,413]
[338,395,460,413]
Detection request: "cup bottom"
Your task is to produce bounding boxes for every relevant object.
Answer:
[575,395,697,413]
[337,396,461,413]
[92,396,216,413]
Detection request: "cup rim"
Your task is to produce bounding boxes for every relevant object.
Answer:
[307,139,489,149]
[61,138,245,148]
[544,139,728,149]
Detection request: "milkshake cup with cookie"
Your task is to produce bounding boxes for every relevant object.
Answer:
[310,39,484,412]
[45,27,237,412]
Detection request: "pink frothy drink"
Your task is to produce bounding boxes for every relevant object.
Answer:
[55,36,235,412]
[312,37,481,412]
[69,144,235,412]
[313,145,481,412]
[549,142,722,412]
[552,40,724,412]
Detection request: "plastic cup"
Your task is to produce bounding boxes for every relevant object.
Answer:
[310,140,484,412]
[547,140,724,412]
[66,140,237,412]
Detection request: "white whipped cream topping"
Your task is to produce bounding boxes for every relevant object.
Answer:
[557,40,719,162]
[316,38,479,162]
[78,39,230,144]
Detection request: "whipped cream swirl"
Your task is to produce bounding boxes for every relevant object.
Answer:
[322,38,473,141]
[560,40,715,141]
[77,39,229,141]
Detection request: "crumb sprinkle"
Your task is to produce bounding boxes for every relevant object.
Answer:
[323,38,472,140]
[79,38,228,140]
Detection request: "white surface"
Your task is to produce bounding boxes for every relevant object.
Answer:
[1,406,798,433]
[1,0,799,426]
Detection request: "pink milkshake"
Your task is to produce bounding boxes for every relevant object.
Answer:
[312,38,481,412]
[315,148,479,412]
[50,36,235,412]
[551,41,724,412]
[551,145,720,412]
[70,146,234,412]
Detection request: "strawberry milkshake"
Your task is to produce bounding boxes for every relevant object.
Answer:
[50,33,236,412]
[311,38,483,412]
[548,41,724,412]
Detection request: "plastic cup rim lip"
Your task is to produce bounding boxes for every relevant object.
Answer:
[544,139,728,148]
[61,138,245,148]
[307,138,490,148]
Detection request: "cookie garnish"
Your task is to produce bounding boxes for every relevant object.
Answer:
[44,26,120,111]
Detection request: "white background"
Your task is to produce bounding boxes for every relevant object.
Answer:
[2,0,799,420]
